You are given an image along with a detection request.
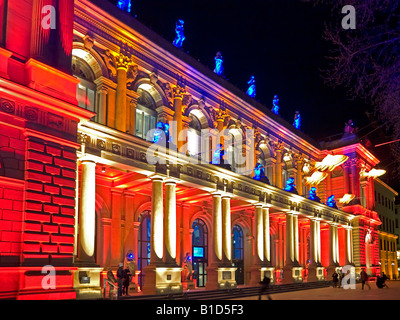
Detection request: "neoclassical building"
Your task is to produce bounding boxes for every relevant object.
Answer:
[0,0,385,299]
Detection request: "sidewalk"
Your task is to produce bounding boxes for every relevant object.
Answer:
[231,281,400,300]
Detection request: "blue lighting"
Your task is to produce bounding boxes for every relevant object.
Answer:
[153,121,169,143]
[117,0,131,13]
[193,247,204,258]
[211,143,224,165]
[284,177,298,194]
[308,187,321,202]
[214,52,224,76]
[246,76,256,98]
[327,195,338,209]
[272,95,279,115]
[172,20,185,48]
[293,111,301,130]
[253,163,270,184]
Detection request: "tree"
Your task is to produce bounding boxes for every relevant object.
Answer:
[307,0,400,178]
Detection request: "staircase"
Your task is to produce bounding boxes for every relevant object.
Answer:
[118,281,332,300]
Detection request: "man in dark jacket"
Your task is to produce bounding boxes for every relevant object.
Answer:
[117,263,124,298]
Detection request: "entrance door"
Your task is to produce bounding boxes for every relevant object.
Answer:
[232,225,244,285]
[192,219,208,287]
[137,211,151,289]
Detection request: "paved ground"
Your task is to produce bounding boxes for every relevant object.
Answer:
[231,281,400,300]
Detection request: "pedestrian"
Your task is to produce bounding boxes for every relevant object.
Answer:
[360,269,371,290]
[381,272,389,288]
[259,275,272,300]
[117,263,124,298]
[338,271,344,288]
[332,271,339,288]
[123,267,132,296]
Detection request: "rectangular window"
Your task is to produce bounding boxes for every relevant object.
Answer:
[135,109,156,140]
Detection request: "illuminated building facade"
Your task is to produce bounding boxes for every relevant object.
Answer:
[374,179,399,279]
[0,0,387,299]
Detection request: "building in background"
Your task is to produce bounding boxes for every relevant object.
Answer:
[0,0,391,299]
[375,179,399,279]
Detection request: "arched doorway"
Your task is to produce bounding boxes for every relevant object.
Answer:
[137,211,151,288]
[232,225,244,285]
[192,219,208,287]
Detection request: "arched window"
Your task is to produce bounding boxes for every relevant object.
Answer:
[192,219,208,287]
[72,55,96,113]
[232,225,244,260]
[135,84,157,141]
[187,113,202,158]
[232,224,244,285]
[138,211,151,288]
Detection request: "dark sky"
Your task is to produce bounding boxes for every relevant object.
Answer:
[106,0,399,188]
[119,0,374,141]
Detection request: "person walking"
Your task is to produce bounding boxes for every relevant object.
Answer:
[259,275,272,300]
[117,263,124,298]
[122,267,132,296]
[381,272,389,288]
[332,271,339,288]
[360,269,371,290]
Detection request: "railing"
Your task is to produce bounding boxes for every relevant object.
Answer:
[103,279,119,300]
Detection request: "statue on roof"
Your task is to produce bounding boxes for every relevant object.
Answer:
[344,119,358,136]
[272,95,279,115]
[246,76,256,98]
[214,51,224,76]
[284,177,298,194]
[327,195,338,209]
[308,187,321,203]
[293,111,301,130]
[253,163,270,185]
[173,19,185,48]
[117,0,131,13]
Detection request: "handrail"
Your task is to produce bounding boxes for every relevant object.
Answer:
[103,279,118,300]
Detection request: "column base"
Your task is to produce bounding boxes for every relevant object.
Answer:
[72,267,103,300]
[307,265,325,282]
[182,280,196,290]
[250,266,275,286]
[205,265,237,290]
[141,265,183,295]
[282,265,303,284]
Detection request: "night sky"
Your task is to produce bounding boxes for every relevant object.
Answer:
[106,0,397,187]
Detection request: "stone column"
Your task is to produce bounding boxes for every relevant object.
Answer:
[263,207,271,264]
[350,158,360,198]
[164,179,177,265]
[221,195,232,265]
[274,144,284,188]
[264,157,276,186]
[172,86,185,152]
[295,156,303,195]
[343,162,351,194]
[326,222,338,277]
[150,176,164,265]
[115,54,130,132]
[293,213,299,264]
[206,192,223,290]
[344,225,353,266]
[74,159,103,299]
[77,160,96,265]
[254,204,264,265]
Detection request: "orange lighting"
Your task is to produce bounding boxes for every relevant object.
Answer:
[315,154,348,172]
[362,168,386,179]
[339,194,355,204]
[305,171,328,185]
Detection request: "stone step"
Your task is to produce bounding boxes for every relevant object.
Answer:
[117,281,332,300]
